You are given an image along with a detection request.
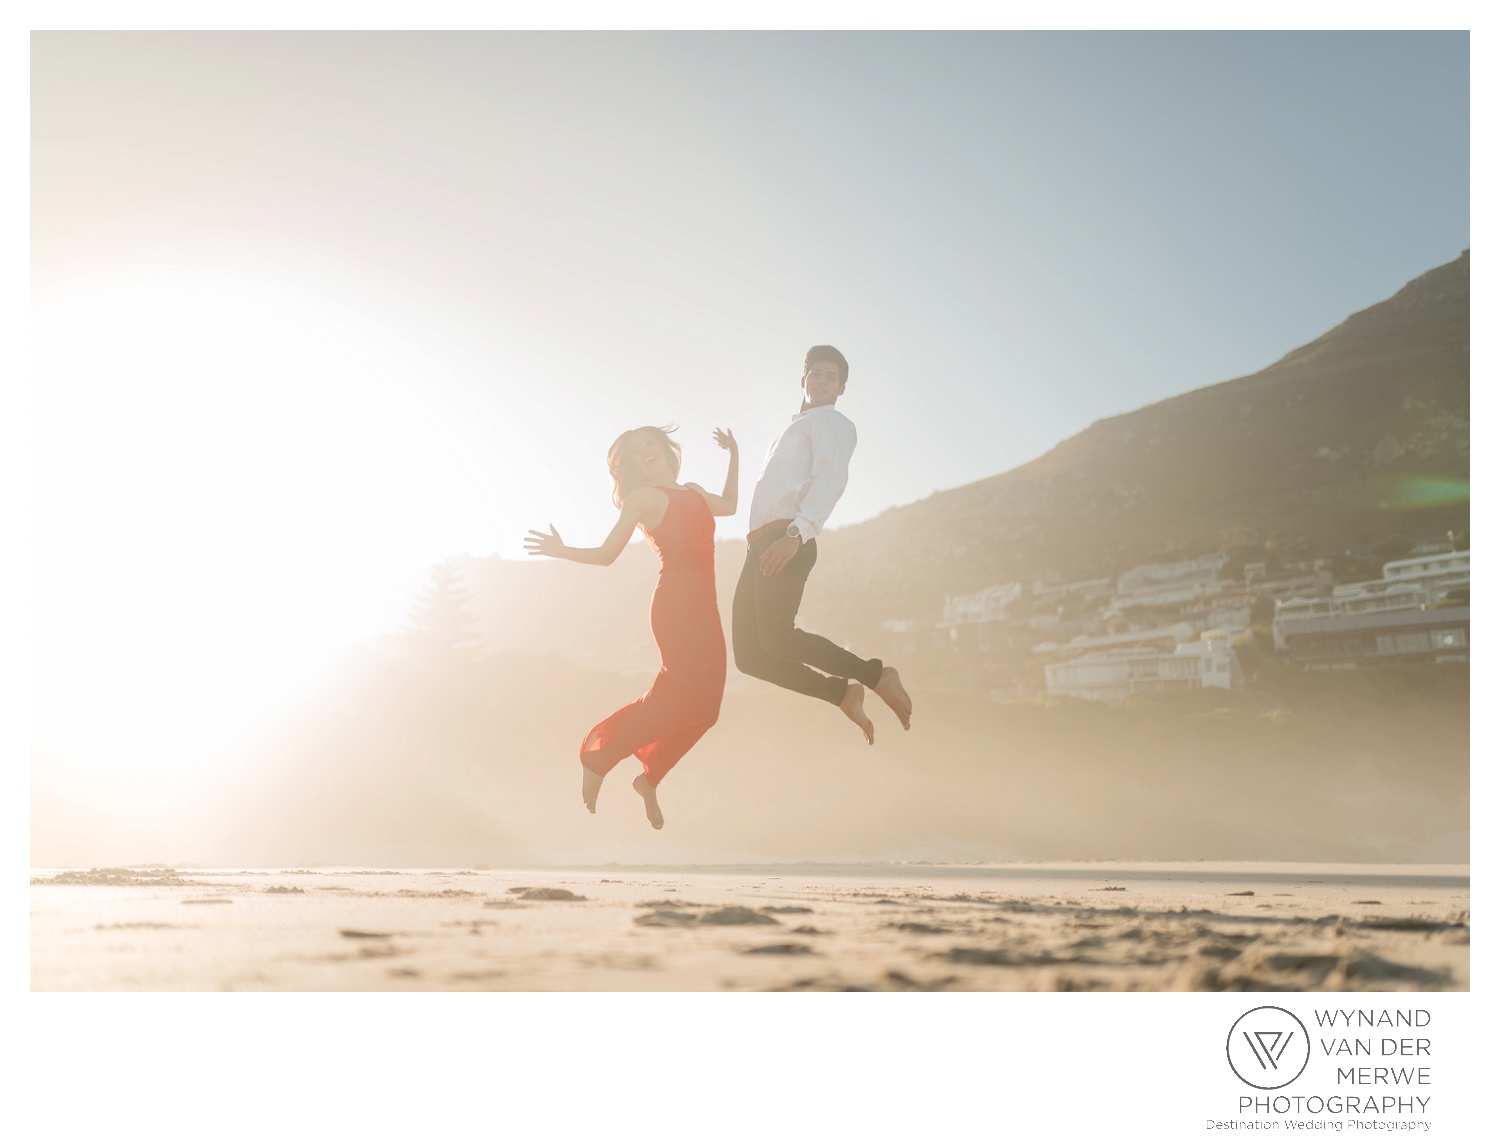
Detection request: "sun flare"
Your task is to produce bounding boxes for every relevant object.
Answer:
[31,273,493,781]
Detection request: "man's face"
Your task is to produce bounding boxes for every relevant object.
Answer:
[801,359,845,408]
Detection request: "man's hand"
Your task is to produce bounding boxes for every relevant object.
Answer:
[758,534,801,576]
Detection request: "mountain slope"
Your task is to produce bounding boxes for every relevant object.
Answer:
[800,250,1469,637]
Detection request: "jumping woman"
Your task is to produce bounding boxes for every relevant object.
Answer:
[524,425,737,829]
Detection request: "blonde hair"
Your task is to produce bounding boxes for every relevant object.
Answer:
[607,425,682,508]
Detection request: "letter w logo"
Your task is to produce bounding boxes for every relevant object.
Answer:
[1243,1030,1294,1070]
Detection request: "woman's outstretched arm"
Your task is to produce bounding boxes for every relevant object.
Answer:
[524,489,656,566]
[686,427,738,516]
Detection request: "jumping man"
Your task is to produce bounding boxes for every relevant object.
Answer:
[732,345,912,743]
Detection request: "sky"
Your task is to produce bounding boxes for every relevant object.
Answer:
[30,31,1470,781]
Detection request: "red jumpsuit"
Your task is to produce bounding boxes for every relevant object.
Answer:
[580,487,726,787]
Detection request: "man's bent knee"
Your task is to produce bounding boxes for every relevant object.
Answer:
[755,622,803,661]
[733,643,772,679]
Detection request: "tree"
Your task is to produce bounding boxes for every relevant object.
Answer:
[405,559,485,665]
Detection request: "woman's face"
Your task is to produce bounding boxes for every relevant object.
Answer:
[628,432,670,481]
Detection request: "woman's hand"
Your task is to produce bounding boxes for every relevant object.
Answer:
[524,525,566,559]
[708,427,739,516]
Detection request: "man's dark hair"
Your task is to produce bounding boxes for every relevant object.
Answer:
[804,345,849,385]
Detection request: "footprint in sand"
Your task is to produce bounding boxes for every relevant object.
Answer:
[744,944,814,956]
[517,888,586,901]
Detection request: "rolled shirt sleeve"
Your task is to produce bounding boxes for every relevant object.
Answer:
[791,413,857,540]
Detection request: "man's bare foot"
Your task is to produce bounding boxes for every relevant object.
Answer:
[840,681,875,745]
[582,767,604,814]
[874,666,912,730]
[632,773,665,830]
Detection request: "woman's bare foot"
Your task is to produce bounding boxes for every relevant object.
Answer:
[840,681,875,745]
[582,767,604,814]
[874,666,912,730]
[632,773,665,830]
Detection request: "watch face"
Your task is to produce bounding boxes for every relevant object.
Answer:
[787,525,800,539]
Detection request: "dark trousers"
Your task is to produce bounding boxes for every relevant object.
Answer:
[731,534,883,705]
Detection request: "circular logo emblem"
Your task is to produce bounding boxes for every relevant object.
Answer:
[1226,1006,1311,1089]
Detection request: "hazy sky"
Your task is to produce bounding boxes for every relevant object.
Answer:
[31,31,1469,778]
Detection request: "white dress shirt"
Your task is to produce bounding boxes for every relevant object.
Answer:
[747,404,858,541]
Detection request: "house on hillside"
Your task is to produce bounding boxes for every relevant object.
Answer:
[1285,579,1439,617]
[1273,583,1437,649]
[938,582,1028,657]
[1243,560,1334,602]
[1272,550,1470,650]
[941,582,1024,625]
[1110,553,1230,609]
[1033,621,1197,659]
[1043,633,1242,702]
[1380,550,1470,592]
[1030,576,1114,609]
[1409,535,1462,556]
[1176,590,1256,634]
[1279,607,1469,669]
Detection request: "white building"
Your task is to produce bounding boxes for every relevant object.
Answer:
[1380,550,1469,592]
[1273,583,1434,650]
[1271,551,1469,651]
[1243,562,1334,601]
[1177,590,1256,634]
[1044,637,1242,702]
[1111,553,1230,609]
[1034,621,1197,659]
[942,582,1023,625]
[1030,576,1114,607]
[1280,607,1469,669]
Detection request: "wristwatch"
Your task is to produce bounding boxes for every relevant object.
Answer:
[786,523,803,542]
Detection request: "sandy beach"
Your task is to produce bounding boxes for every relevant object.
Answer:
[30,862,1468,992]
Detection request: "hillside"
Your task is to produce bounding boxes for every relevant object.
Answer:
[802,250,1469,637]
[459,251,1469,668]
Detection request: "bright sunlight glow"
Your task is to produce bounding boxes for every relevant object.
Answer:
[31,273,503,784]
